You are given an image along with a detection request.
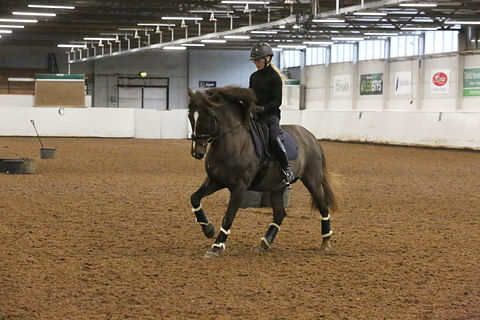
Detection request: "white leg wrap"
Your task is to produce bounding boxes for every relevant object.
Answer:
[321,230,333,238]
[192,204,203,212]
[269,223,281,231]
[321,214,331,221]
[220,227,231,235]
[196,220,209,225]
[212,242,225,250]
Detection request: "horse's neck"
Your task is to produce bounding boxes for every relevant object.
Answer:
[210,118,252,158]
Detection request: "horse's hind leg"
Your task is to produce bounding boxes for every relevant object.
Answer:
[255,188,287,253]
[191,178,224,238]
[301,170,334,253]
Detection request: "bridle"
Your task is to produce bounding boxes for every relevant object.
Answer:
[190,110,243,155]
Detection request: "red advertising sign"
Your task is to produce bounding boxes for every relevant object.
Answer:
[432,72,448,87]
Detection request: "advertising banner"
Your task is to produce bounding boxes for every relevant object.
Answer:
[360,73,383,96]
[431,70,449,94]
[333,75,351,96]
[463,68,480,97]
[394,71,412,95]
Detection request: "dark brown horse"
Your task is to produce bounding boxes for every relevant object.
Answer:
[188,86,337,258]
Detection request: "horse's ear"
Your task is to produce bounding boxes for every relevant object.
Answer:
[187,88,194,99]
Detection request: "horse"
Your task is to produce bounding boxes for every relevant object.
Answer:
[187,86,337,258]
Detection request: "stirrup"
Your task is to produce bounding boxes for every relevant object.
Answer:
[282,166,294,184]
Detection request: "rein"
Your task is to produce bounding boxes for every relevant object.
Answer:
[210,122,243,142]
[191,113,244,145]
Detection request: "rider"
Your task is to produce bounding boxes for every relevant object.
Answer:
[249,42,294,184]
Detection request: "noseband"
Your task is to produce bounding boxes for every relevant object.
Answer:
[190,112,243,150]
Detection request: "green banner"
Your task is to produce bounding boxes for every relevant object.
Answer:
[360,73,383,95]
[36,73,84,80]
[463,68,480,96]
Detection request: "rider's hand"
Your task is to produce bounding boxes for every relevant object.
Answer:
[253,105,265,114]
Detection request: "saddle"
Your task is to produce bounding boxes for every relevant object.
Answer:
[249,117,299,164]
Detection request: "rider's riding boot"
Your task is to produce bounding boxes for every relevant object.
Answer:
[276,137,294,184]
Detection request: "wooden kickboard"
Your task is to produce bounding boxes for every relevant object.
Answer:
[35,74,86,107]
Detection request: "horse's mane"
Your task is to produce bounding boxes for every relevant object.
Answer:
[189,86,257,123]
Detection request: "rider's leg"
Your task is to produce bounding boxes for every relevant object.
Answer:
[267,116,294,184]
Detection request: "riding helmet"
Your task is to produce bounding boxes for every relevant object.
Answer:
[250,42,274,60]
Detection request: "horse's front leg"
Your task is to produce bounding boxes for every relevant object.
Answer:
[191,178,224,238]
[204,184,247,259]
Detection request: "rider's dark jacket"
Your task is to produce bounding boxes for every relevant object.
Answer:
[249,64,282,118]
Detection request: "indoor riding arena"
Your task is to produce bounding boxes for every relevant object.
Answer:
[1,0,479,319]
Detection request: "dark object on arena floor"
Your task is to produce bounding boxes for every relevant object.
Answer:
[0,158,36,174]
[188,86,337,258]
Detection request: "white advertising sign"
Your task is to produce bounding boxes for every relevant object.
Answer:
[394,71,412,95]
[431,70,450,94]
[333,75,352,96]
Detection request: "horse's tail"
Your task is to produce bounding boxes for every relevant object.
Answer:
[312,146,338,213]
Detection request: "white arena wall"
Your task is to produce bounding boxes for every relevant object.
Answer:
[1,51,480,150]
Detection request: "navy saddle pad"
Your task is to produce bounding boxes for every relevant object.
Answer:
[249,118,298,161]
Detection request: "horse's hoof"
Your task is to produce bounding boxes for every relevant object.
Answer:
[320,240,333,253]
[201,223,215,238]
[204,247,224,259]
[254,239,271,254]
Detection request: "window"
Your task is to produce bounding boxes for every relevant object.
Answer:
[331,43,355,63]
[306,47,327,65]
[390,35,420,58]
[425,31,459,54]
[359,40,386,60]
[280,50,302,68]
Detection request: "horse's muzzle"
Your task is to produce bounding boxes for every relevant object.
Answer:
[191,151,205,160]
[191,140,207,160]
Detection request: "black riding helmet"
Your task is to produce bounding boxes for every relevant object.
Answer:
[250,42,274,60]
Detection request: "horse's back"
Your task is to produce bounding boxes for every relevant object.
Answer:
[281,124,318,147]
[281,124,324,162]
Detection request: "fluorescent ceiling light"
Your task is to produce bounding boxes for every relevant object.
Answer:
[181,43,205,47]
[0,18,37,23]
[365,32,398,36]
[224,35,250,39]
[0,30,13,33]
[445,20,480,25]
[163,46,187,50]
[57,44,87,48]
[399,3,437,7]
[84,37,116,41]
[332,37,364,41]
[412,18,434,22]
[201,39,227,43]
[250,30,277,34]
[161,17,203,21]
[277,45,307,49]
[28,4,75,9]
[137,23,175,26]
[350,18,381,22]
[401,27,438,31]
[312,19,345,23]
[0,24,24,28]
[272,48,282,51]
[221,1,270,4]
[303,41,334,45]
[353,12,387,16]
[8,77,35,82]
[12,11,56,17]
[189,10,233,13]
